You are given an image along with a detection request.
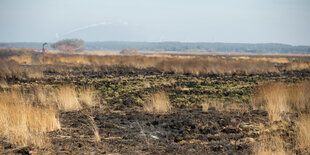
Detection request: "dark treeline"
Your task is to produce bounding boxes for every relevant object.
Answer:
[1,41,310,53]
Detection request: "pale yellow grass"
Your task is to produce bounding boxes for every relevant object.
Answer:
[252,82,290,121]
[8,54,33,65]
[0,59,23,79]
[56,86,82,111]
[252,81,310,153]
[225,103,249,113]
[18,54,281,75]
[0,80,9,89]
[201,103,209,112]
[232,56,250,60]
[78,86,99,107]
[253,135,288,155]
[144,91,172,114]
[253,57,289,64]
[0,58,43,80]
[253,81,310,121]
[287,62,310,70]
[0,90,60,147]
[77,50,120,56]
[25,68,44,79]
[86,115,101,143]
[286,81,310,113]
[296,114,310,149]
[31,86,57,107]
[202,100,224,112]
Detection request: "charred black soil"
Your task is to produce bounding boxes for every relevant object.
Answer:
[44,107,269,154]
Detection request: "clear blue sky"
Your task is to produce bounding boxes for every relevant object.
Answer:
[0,0,309,45]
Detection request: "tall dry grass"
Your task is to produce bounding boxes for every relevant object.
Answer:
[30,86,57,107]
[0,79,9,89]
[86,115,101,143]
[253,57,289,64]
[252,81,310,115]
[0,59,43,80]
[156,57,281,75]
[6,52,310,75]
[144,91,172,114]
[0,59,23,79]
[286,81,310,114]
[0,85,100,147]
[28,85,99,112]
[295,114,310,149]
[286,62,310,71]
[201,100,224,112]
[8,54,283,75]
[0,48,37,57]
[232,57,290,64]
[252,81,310,153]
[55,85,82,111]
[252,81,310,121]
[253,135,288,155]
[0,90,60,147]
[252,83,290,121]
[78,86,99,107]
[8,54,34,65]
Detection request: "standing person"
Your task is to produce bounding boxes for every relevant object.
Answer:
[42,42,48,63]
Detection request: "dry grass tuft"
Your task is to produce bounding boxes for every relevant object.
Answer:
[8,54,34,65]
[24,68,44,79]
[252,81,310,153]
[0,59,22,79]
[252,81,310,121]
[253,135,288,155]
[0,90,60,147]
[286,62,310,71]
[201,103,210,112]
[252,82,290,121]
[30,86,57,107]
[296,114,310,149]
[55,85,82,111]
[253,57,290,64]
[225,103,249,113]
[0,80,9,89]
[0,58,43,80]
[154,57,278,75]
[286,81,310,114]
[86,115,101,143]
[202,100,224,112]
[78,86,99,107]
[144,91,172,114]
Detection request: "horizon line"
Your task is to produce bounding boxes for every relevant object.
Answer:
[0,41,310,47]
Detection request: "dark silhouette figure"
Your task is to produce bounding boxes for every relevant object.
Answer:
[42,42,48,63]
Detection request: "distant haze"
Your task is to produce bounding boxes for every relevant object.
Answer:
[0,0,309,45]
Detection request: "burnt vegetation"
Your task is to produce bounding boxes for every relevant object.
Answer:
[0,48,310,154]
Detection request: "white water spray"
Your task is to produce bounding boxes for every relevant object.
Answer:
[55,20,129,39]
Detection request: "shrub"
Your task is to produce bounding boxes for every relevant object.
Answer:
[51,39,85,53]
[120,48,139,55]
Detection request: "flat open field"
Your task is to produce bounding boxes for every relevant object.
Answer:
[0,50,310,154]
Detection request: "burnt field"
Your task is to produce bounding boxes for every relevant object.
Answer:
[0,51,310,154]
